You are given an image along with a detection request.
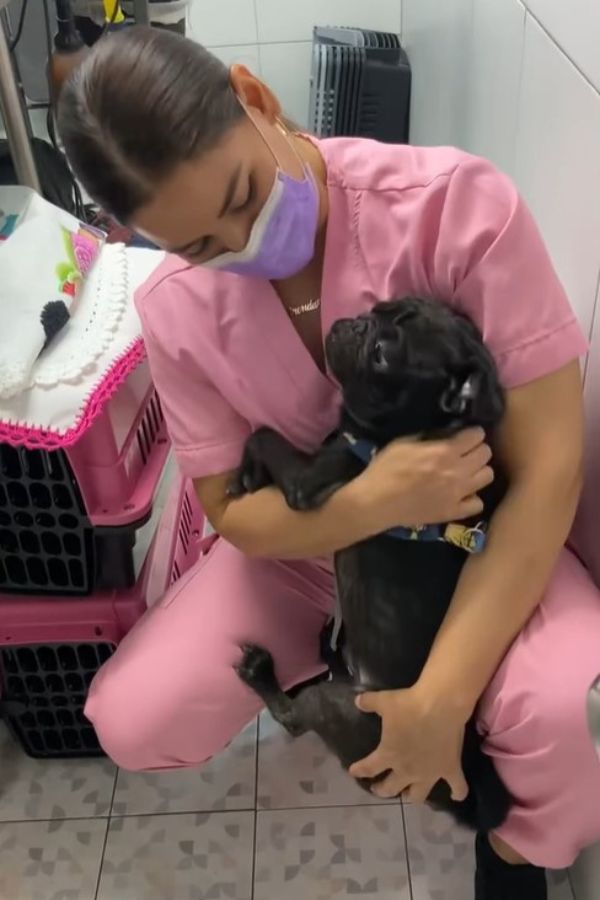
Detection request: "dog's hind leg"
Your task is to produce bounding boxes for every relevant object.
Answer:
[236,644,382,774]
[236,644,308,737]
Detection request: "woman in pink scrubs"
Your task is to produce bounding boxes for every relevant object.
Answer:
[59,27,600,899]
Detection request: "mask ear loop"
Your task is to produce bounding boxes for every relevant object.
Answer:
[237,97,309,179]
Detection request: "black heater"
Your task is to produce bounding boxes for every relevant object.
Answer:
[309,26,411,143]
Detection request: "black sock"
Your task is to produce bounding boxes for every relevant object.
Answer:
[474,832,547,900]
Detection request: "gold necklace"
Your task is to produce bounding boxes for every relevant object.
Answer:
[288,298,321,317]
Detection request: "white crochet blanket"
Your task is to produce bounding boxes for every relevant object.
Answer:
[0,187,104,399]
[0,244,164,446]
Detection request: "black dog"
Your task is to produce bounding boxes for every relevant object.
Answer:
[231,297,511,833]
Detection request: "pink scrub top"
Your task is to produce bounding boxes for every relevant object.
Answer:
[135,137,588,479]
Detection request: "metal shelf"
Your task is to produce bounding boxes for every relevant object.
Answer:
[0,1,150,191]
[0,7,40,189]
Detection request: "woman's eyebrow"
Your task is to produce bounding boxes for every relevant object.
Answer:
[167,163,244,254]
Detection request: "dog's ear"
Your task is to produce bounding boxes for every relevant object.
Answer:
[440,375,478,416]
[443,318,506,426]
[372,339,395,374]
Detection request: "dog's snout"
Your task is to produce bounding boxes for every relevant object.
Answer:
[330,317,355,336]
[355,316,370,335]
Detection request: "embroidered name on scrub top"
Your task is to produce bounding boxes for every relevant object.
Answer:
[342,432,487,554]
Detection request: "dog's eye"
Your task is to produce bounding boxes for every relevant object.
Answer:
[373,342,385,366]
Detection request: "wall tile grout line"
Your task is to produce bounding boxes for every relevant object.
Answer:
[252,0,263,48]
[510,0,529,179]
[251,0,263,78]
[582,265,600,383]
[206,39,313,50]
[523,7,600,99]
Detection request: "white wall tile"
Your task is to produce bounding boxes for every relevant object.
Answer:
[525,0,600,93]
[188,0,258,47]
[463,0,526,177]
[402,0,475,148]
[255,0,402,44]
[208,44,262,75]
[259,42,313,128]
[514,15,600,339]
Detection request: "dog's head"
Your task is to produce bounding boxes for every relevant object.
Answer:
[325,297,505,441]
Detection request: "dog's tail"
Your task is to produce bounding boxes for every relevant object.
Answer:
[235,644,307,737]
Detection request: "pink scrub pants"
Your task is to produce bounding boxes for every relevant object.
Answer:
[85,538,600,869]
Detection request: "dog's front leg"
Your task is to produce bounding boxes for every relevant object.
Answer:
[229,427,362,511]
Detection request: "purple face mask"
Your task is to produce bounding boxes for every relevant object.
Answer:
[204,127,320,280]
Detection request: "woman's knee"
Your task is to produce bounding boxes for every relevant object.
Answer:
[85,653,258,771]
[84,667,165,770]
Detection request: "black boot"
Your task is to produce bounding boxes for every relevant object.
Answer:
[474,832,547,900]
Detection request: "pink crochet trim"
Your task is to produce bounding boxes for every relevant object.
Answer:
[0,339,147,450]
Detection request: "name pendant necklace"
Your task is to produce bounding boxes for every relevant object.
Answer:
[288,298,321,317]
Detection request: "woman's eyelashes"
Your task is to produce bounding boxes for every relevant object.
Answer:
[232,175,256,213]
[184,175,258,261]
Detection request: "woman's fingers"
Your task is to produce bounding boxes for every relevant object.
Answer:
[370,773,406,799]
[349,750,384,780]
[450,427,486,455]
[471,464,495,493]
[462,440,492,475]
[355,691,382,715]
[457,494,485,519]
[403,781,435,805]
[448,770,469,802]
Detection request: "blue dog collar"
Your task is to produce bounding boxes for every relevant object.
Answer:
[343,432,487,554]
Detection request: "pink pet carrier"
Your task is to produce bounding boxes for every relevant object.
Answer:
[0,362,170,596]
[0,473,209,758]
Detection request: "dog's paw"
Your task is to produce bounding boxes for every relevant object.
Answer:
[235,644,276,688]
[281,474,331,511]
[281,475,311,511]
[227,442,270,498]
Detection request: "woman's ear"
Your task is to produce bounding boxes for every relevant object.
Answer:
[230,65,282,123]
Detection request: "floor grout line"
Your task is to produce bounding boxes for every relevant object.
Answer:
[250,716,261,900]
[0,815,112,825]
[93,770,118,900]
[0,800,405,826]
[257,800,403,814]
[400,801,414,900]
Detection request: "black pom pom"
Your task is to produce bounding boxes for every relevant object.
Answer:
[40,300,70,350]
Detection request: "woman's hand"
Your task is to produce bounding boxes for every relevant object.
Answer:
[355,428,493,533]
[349,685,469,802]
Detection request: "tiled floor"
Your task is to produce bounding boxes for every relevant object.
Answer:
[0,717,576,900]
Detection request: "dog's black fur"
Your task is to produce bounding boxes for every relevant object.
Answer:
[231,297,511,832]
